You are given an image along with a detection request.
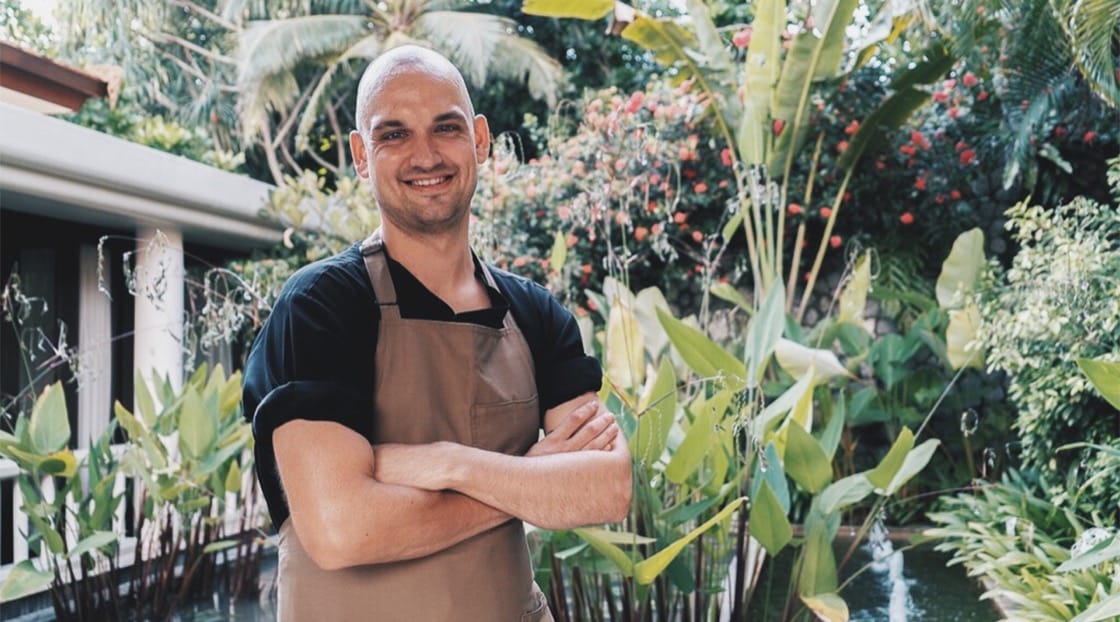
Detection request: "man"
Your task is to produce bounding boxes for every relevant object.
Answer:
[242,45,632,621]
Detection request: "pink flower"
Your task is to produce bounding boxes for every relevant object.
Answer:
[721,148,733,167]
[634,226,649,241]
[914,177,928,191]
[773,119,786,136]
[694,182,708,194]
[845,120,860,135]
[837,140,849,153]
[691,230,703,243]
[830,235,842,248]
[820,207,833,218]
[963,72,978,87]
[625,91,645,114]
[788,203,802,215]
[900,212,914,225]
[733,28,753,49]
[933,91,949,103]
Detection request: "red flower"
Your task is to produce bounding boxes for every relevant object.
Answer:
[977,90,989,101]
[683,168,697,179]
[581,263,593,275]
[788,203,802,215]
[634,226,649,241]
[910,130,925,144]
[960,149,977,165]
[876,160,887,170]
[933,91,949,103]
[914,177,928,191]
[948,106,960,119]
[567,234,578,248]
[651,223,663,235]
[733,28,753,49]
[845,120,860,135]
[837,140,849,153]
[694,182,708,194]
[955,140,968,152]
[943,78,957,90]
[1084,131,1098,143]
[625,91,645,114]
[900,144,917,156]
[900,212,914,225]
[1054,126,1067,138]
[820,207,833,218]
[963,72,978,87]
[721,148,734,167]
[829,235,842,248]
[691,231,704,243]
[673,212,687,224]
[950,189,962,200]
[513,256,529,268]
[772,119,786,136]
[650,173,662,185]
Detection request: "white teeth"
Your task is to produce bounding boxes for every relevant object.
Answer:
[410,177,447,187]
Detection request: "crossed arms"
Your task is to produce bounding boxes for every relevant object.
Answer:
[273,392,632,570]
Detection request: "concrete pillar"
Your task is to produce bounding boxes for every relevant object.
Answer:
[77,243,113,448]
[132,228,184,398]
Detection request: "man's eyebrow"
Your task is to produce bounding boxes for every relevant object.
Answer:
[434,111,468,124]
[371,119,405,132]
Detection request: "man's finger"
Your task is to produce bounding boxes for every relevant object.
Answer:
[568,412,612,448]
[583,421,619,451]
[553,399,599,440]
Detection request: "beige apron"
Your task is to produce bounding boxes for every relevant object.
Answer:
[277,230,553,621]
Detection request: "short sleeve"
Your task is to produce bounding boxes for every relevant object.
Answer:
[538,295,602,408]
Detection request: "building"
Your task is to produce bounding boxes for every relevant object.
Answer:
[0,40,279,577]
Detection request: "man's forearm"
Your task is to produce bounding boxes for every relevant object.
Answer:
[375,440,632,530]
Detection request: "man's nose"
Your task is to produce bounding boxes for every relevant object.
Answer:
[409,135,443,169]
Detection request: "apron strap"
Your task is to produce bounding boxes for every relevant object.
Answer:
[359,228,401,321]
[476,258,518,331]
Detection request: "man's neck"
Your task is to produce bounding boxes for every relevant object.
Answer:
[379,224,485,312]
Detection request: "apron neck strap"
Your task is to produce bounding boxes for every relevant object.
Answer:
[360,228,401,320]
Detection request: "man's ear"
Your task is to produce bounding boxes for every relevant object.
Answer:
[349,130,369,178]
[473,115,491,164]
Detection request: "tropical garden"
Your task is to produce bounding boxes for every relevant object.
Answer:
[1,0,1118,619]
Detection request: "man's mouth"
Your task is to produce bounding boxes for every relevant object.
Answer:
[406,175,453,187]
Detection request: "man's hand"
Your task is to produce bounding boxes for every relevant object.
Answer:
[527,398,619,457]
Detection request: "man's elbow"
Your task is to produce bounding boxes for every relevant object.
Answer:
[299,515,395,570]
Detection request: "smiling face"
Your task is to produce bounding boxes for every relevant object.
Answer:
[349,55,490,238]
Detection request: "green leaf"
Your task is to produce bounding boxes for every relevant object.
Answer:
[30,382,69,454]
[634,497,746,584]
[203,539,241,555]
[750,442,790,513]
[1076,358,1120,411]
[798,510,839,596]
[68,531,117,560]
[710,282,753,316]
[577,527,656,546]
[885,439,940,495]
[634,287,672,360]
[866,427,914,490]
[39,450,78,478]
[819,474,873,514]
[549,230,567,274]
[606,297,645,391]
[635,358,677,466]
[657,307,746,388]
[134,370,158,428]
[837,251,871,323]
[1070,593,1120,622]
[521,0,615,20]
[573,527,635,577]
[744,282,785,387]
[750,481,792,555]
[738,0,783,165]
[936,228,985,309]
[752,370,814,438]
[819,399,844,461]
[946,304,984,369]
[665,390,732,484]
[773,339,850,384]
[0,560,53,602]
[27,514,64,555]
[721,212,744,242]
[225,460,242,494]
[784,423,832,494]
[801,592,850,622]
[179,387,217,460]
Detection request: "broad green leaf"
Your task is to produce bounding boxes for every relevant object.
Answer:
[607,298,645,390]
[721,212,744,243]
[710,282,753,316]
[67,531,117,560]
[785,423,832,494]
[522,0,615,20]
[665,390,732,483]
[749,442,790,513]
[1076,358,1120,411]
[744,282,785,386]
[946,304,984,369]
[573,527,635,577]
[819,474,873,514]
[549,230,567,274]
[1069,593,1120,622]
[936,228,985,309]
[703,423,735,496]
[634,287,672,360]
[134,370,157,428]
[0,560,53,602]
[750,481,792,555]
[774,339,851,383]
[1058,534,1120,572]
[753,370,813,438]
[837,252,871,323]
[739,0,783,165]
[30,382,69,454]
[179,388,217,460]
[225,460,243,494]
[28,514,64,555]
[866,427,914,490]
[577,527,656,546]
[657,307,746,388]
[802,592,850,622]
[203,539,240,554]
[635,358,677,466]
[798,511,839,597]
[661,496,723,526]
[113,401,145,442]
[220,371,243,418]
[634,497,745,584]
[819,400,845,461]
[39,450,77,478]
[885,439,940,495]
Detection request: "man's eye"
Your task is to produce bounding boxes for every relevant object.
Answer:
[436,124,461,133]
[379,131,405,141]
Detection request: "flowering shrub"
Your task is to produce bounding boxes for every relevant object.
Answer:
[472,78,740,312]
[977,180,1120,512]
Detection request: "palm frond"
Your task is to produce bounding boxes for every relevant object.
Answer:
[237,14,371,85]
[1066,0,1120,108]
[294,35,386,149]
[239,71,303,139]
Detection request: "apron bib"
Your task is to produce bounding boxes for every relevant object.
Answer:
[278,230,552,621]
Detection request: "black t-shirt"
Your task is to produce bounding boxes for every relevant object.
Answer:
[242,243,602,529]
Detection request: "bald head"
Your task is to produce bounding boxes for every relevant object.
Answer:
[355,45,475,136]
